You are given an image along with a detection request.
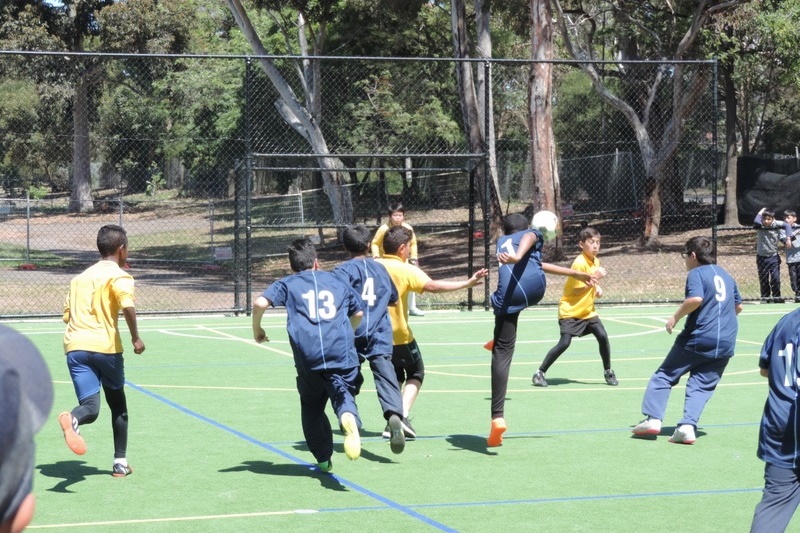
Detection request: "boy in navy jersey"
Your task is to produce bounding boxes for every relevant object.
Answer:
[252,238,364,473]
[751,308,800,532]
[333,224,405,455]
[632,236,742,444]
[487,213,600,447]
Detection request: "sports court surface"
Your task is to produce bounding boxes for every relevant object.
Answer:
[14,304,800,532]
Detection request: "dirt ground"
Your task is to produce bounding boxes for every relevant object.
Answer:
[0,209,767,317]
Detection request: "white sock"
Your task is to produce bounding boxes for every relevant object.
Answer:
[114,458,128,467]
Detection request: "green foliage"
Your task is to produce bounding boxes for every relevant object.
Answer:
[27,184,48,199]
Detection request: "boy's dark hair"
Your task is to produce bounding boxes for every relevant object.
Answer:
[579,227,601,242]
[785,210,796,218]
[502,213,529,235]
[383,226,412,255]
[388,202,405,215]
[342,225,371,254]
[97,225,127,257]
[684,236,715,265]
[762,209,775,219]
[288,238,317,272]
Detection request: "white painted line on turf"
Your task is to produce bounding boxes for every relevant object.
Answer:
[28,509,319,528]
[157,326,293,358]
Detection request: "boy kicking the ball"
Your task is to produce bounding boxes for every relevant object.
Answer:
[487,213,601,448]
[252,238,365,472]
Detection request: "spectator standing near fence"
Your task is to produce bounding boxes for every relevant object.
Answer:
[754,207,791,303]
[750,308,800,532]
[632,236,742,444]
[371,203,425,316]
[779,210,800,303]
[58,224,145,478]
[252,238,365,473]
[377,225,488,438]
[532,227,617,388]
[333,224,406,454]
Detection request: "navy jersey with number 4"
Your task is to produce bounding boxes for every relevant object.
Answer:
[758,309,800,469]
[263,270,364,373]
[332,258,398,358]
[675,264,741,358]
[491,228,547,315]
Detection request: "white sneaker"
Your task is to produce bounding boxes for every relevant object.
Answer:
[668,424,696,445]
[632,417,662,435]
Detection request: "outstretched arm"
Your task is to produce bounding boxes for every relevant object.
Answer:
[541,263,605,286]
[423,268,489,293]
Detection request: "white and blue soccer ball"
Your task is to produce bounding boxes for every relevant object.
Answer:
[531,210,559,241]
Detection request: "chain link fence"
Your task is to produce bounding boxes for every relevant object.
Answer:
[2,52,773,317]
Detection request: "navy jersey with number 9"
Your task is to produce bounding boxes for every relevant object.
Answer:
[675,264,741,358]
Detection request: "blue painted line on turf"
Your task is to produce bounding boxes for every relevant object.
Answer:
[126,381,460,533]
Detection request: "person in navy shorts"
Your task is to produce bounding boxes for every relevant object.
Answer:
[252,238,364,473]
[751,308,800,532]
[632,236,742,444]
[333,224,405,455]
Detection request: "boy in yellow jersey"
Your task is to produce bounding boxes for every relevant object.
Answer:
[532,227,617,387]
[377,226,488,437]
[58,225,145,477]
[371,202,425,316]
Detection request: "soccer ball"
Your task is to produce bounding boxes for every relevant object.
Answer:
[531,210,559,241]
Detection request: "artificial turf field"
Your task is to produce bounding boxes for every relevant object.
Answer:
[12,303,800,532]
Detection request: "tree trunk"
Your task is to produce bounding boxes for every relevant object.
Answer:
[450,0,503,235]
[227,0,352,225]
[721,47,739,226]
[474,0,502,222]
[528,0,561,250]
[69,68,94,213]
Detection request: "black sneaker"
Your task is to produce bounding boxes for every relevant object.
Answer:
[532,371,548,387]
[112,463,133,478]
[401,417,416,439]
[604,369,619,386]
[387,414,405,454]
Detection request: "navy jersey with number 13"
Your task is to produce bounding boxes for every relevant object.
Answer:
[263,270,363,373]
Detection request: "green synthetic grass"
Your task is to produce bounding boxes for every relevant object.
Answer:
[10,304,800,532]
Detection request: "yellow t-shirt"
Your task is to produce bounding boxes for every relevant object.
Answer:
[376,254,431,345]
[63,260,136,354]
[371,222,418,260]
[558,252,600,320]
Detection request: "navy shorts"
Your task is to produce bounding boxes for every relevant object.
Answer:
[66,350,125,401]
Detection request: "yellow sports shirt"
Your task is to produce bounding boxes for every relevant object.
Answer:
[376,254,430,345]
[371,222,418,260]
[63,260,136,354]
[558,252,600,320]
